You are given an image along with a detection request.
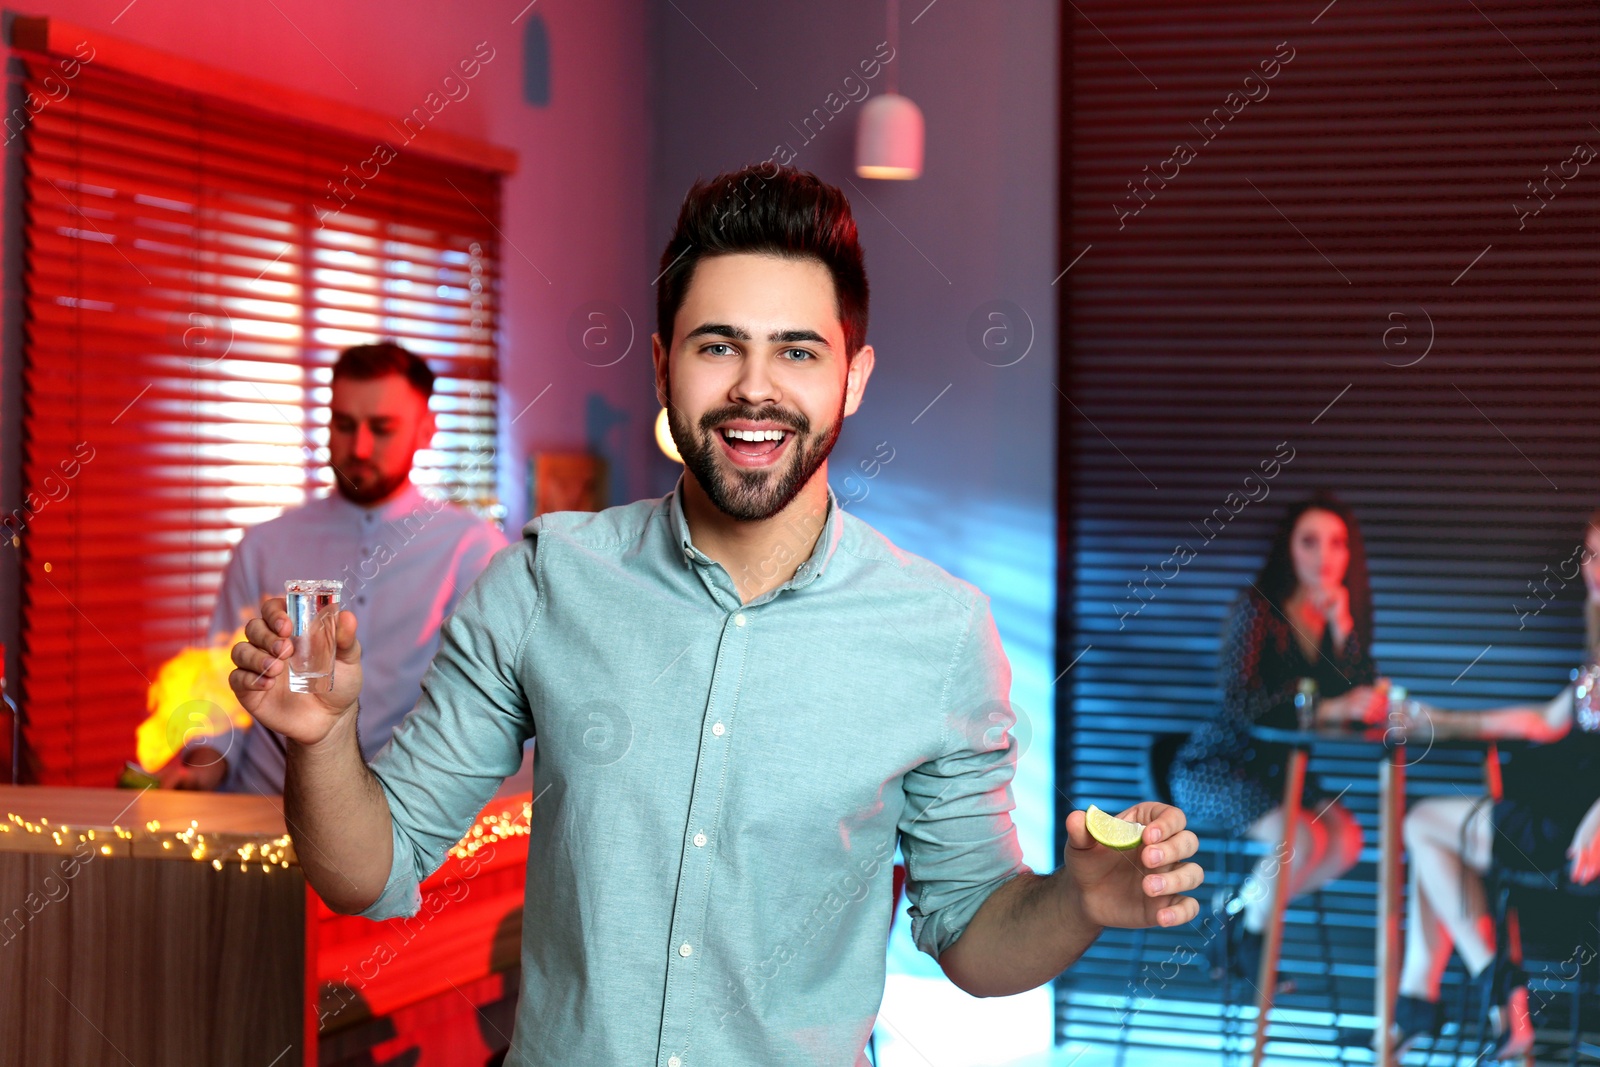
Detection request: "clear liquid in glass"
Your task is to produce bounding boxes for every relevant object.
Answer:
[285,580,342,694]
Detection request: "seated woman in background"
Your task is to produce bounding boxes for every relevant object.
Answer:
[1171,491,1387,977]
[1392,511,1600,1060]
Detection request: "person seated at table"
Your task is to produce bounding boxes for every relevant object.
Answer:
[1392,511,1600,1060]
[1171,491,1387,977]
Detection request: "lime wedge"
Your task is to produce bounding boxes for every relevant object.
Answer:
[1086,805,1145,851]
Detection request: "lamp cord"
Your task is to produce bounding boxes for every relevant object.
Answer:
[886,0,900,96]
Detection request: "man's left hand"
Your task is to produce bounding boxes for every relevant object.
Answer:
[1061,802,1203,929]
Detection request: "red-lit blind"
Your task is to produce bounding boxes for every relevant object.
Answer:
[14,40,504,786]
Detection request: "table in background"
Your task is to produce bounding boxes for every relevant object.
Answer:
[1245,722,1493,1067]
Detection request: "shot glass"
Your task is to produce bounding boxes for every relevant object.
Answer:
[1293,678,1318,732]
[284,579,342,694]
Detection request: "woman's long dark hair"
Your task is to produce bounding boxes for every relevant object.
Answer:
[1253,490,1374,649]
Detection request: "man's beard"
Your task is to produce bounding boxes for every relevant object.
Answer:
[333,459,411,506]
[669,393,844,522]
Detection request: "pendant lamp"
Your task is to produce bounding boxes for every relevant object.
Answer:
[856,0,923,180]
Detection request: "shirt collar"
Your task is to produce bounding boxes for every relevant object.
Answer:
[326,481,430,523]
[667,472,843,591]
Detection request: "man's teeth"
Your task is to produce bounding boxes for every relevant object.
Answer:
[722,429,786,442]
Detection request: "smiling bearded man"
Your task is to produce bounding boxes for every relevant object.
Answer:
[227,164,1204,1067]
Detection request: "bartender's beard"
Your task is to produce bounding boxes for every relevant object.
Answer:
[333,459,412,506]
[668,392,844,522]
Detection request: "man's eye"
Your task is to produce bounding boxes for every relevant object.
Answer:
[703,343,737,356]
[782,348,815,361]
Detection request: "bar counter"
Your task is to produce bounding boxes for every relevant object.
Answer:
[0,774,532,1066]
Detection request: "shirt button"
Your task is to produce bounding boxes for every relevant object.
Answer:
[734,613,746,627]
[693,832,706,847]
[711,722,725,736]
[669,1057,682,1067]
[678,943,693,957]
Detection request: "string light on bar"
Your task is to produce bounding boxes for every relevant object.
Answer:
[448,801,533,861]
[6,801,532,874]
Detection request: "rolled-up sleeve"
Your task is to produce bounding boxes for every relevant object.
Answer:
[898,593,1030,958]
[359,534,539,921]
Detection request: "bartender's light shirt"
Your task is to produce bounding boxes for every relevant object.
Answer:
[207,483,506,793]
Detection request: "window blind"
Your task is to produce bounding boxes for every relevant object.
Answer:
[13,38,504,786]
[1055,0,1600,1053]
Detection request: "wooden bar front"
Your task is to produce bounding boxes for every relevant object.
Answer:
[0,783,531,1066]
[0,787,309,1066]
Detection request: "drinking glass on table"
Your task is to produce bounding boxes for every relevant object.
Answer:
[1294,678,1319,732]
[1385,685,1441,741]
[284,579,342,693]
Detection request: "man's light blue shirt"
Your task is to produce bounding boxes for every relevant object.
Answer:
[206,483,506,793]
[362,475,1028,1066]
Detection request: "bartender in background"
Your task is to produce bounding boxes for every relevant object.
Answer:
[160,342,506,792]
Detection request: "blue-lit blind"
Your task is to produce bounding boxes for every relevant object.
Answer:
[1056,0,1600,1055]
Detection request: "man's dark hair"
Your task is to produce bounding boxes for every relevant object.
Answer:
[656,165,870,358]
[332,341,435,400]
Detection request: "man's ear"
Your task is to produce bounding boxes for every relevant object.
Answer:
[841,344,875,418]
[651,333,670,408]
[416,403,438,450]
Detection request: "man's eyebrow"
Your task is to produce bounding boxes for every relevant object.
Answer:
[682,323,833,349]
[684,322,750,341]
[769,328,831,349]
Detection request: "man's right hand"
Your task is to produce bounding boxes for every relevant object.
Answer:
[229,597,364,747]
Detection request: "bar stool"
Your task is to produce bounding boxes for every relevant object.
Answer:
[1142,736,1251,1015]
[1474,865,1600,1066]
[1137,734,1340,1063]
[1461,740,1599,1067]
[1249,734,1313,1067]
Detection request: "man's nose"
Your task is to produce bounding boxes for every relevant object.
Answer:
[732,355,778,406]
[351,424,375,458]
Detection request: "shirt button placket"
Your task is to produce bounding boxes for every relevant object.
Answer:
[659,607,749,1061]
